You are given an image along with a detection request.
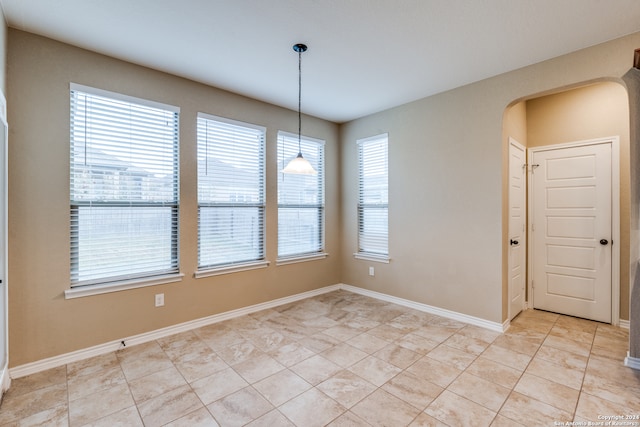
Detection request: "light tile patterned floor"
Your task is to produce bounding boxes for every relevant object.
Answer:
[1,290,638,426]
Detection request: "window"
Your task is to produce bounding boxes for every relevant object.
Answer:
[69,84,180,289]
[197,114,266,272]
[357,133,389,260]
[277,132,325,260]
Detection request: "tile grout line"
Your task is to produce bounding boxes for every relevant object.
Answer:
[65,363,71,427]
[459,323,529,427]
[156,336,211,427]
[488,312,556,426]
[571,321,598,422]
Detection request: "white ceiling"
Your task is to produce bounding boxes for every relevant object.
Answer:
[2,0,640,123]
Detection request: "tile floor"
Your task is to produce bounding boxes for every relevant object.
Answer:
[0,290,638,426]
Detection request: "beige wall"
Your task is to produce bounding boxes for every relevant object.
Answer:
[7,30,341,366]
[341,31,640,324]
[526,82,630,320]
[527,82,630,148]
[503,102,528,147]
[0,7,5,94]
[341,85,505,323]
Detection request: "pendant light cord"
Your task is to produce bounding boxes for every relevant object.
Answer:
[297,47,302,154]
[283,43,315,175]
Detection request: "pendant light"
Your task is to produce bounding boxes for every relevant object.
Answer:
[282,43,317,175]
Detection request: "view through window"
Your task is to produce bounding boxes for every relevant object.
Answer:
[69,84,180,286]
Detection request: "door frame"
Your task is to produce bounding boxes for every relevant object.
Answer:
[0,90,7,395]
[527,136,620,325]
[508,137,527,321]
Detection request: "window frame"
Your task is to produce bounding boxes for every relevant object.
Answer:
[195,113,268,277]
[276,131,327,264]
[355,133,390,263]
[66,83,182,299]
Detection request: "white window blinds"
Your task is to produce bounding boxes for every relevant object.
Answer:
[70,84,180,287]
[197,114,266,268]
[358,134,389,256]
[277,132,325,258]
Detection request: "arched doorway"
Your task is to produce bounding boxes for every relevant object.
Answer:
[503,81,630,326]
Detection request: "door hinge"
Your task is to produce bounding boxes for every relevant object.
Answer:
[531,223,535,232]
[531,280,534,289]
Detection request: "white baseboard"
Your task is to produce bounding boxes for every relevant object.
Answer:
[10,285,341,379]
[339,284,506,333]
[0,363,10,397]
[624,352,640,371]
[10,283,506,379]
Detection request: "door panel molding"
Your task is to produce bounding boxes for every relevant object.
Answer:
[527,137,620,325]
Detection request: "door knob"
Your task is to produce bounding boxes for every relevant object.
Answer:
[600,239,609,245]
[510,239,519,246]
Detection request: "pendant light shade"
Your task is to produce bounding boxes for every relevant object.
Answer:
[283,43,317,175]
[282,152,317,174]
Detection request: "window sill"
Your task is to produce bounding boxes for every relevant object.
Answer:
[65,273,184,299]
[354,252,390,263]
[276,252,329,266]
[194,260,270,278]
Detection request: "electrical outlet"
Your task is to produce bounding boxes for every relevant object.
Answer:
[155,293,164,307]
[369,266,375,276]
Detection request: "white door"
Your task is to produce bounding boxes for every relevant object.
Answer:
[508,138,526,320]
[530,142,612,323]
[0,114,7,391]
